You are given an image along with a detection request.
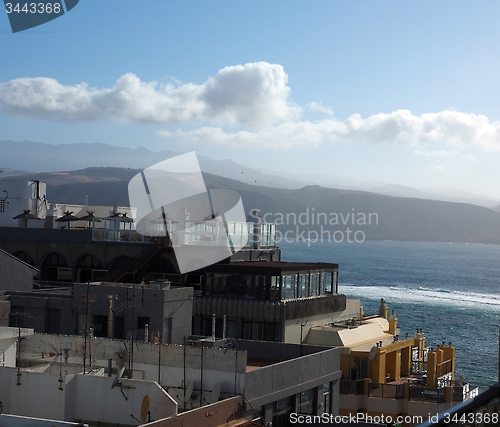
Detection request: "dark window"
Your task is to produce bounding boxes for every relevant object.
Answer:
[323,383,332,415]
[91,315,107,337]
[165,317,172,344]
[296,388,315,415]
[47,309,61,334]
[115,316,125,339]
[273,395,295,427]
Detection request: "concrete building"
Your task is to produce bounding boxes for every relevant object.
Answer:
[14,332,341,426]
[304,300,478,425]
[4,282,193,344]
[193,261,349,344]
[0,249,38,292]
[0,180,47,229]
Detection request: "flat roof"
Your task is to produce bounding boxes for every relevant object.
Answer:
[203,261,338,274]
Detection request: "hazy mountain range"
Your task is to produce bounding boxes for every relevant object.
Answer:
[1,140,499,208]
[3,165,500,244]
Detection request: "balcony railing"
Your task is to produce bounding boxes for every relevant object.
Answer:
[339,378,477,404]
[369,382,404,399]
[409,386,446,404]
[417,382,497,427]
[340,379,364,395]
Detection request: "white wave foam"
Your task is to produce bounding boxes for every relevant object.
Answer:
[341,284,500,311]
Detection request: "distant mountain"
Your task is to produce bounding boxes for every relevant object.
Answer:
[0,140,304,189]
[257,168,500,208]
[2,140,499,208]
[5,167,500,244]
[0,140,182,172]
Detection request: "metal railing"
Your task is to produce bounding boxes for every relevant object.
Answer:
[369,382,404,399]
[339,379,364,395]
[409,386,446,403]
[417,382,500,427]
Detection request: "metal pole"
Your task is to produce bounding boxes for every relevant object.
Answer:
[131,281,135,379]
[17,324,21,385]
[158,332,161,384]
[183,338,186,411]
[83,282,89,374]
[200,345,204,407]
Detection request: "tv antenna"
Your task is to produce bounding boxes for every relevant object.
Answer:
[48,344,64,390]
[141,395,151,422]
[111,366,135,400]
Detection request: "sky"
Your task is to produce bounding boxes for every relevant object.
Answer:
[1,1,500,198]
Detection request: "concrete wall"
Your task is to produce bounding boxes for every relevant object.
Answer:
[245,347,342,408]
[0,227,154,272]
[238,339,331,360]
[0,251,37,292]
[0,299,10,327]
[72,283,192,343]
[21,334,247,396]
[7,292,73,334]
[162,287,193,344]
[0,414,85,427]
[0,180,46,228]
[0,337,17,367]
[6,284,192,343]
[143,396,244,427]
[0,327,34,367]
[0,367,176,425]
[283,298,361,344]
[72,374,176,426]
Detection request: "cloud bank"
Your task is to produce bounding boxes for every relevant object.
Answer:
[0,62,300,127]
[158,109,500,152]
[1,61,500,152]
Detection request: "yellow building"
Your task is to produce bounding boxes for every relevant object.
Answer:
[305,299,477,426]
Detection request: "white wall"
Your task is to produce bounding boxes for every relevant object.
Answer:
[0,180,46,228]
[283,298,362,344]
[72,374,176,425]
[0,367,176,425]
[21,334,247,396]
[0,414,84,427]
[0,327,34,367]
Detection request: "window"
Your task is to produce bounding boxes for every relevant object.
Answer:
[0,199,4,213]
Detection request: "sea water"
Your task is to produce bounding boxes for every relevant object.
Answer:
[279,240,500,390]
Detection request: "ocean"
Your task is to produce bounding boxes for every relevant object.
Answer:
[279,240,500,391]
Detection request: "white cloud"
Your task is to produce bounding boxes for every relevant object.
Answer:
[412,150,461,157]
[307,101,334,116]
[2,62,500,154]
[412,149,479,161]
[157,109,500,152]
[0,62,300,127]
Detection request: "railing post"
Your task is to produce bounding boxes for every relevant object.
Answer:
[404,382,410,400]
[445,386,453,403]
[364,378,370,396]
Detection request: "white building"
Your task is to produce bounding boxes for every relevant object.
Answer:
[0,180,47,228]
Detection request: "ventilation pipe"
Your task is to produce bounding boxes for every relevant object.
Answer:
[107,295,116,339]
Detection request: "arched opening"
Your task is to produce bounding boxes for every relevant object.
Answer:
[40,252,70,282]
[74,254,104,283]
[12,251,35,266]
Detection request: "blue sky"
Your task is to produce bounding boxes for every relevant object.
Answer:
[1,1,500,198]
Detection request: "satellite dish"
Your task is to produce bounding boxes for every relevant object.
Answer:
[141,395,150,422]
[368,346,378,361]
[111,366,125,389]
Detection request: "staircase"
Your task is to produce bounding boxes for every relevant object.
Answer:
[106,237,169,282]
